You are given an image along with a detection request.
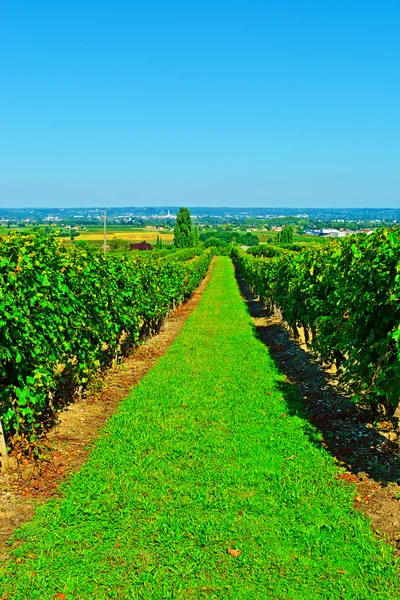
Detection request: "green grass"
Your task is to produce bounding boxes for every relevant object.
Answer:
[1,257,398,599]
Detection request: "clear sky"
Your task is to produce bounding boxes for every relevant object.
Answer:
[1,1,399,208]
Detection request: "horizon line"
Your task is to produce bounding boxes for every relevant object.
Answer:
[0,205,399,211]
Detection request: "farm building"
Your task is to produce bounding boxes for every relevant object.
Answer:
[130,241,153,251]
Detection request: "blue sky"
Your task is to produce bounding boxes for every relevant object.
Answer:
[1,1,399,208]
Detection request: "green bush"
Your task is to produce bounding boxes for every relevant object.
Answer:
[246,245,287,258]
[108,237,130,252]
[200,230,259,246]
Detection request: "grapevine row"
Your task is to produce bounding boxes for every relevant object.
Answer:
[0,232,214,437]
[232,229,400,413]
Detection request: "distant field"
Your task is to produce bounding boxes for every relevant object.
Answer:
[0,226,174,243]
[77,230,174,242]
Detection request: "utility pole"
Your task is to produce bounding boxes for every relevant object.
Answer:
[103,210,107,254]
[0,420,9,472]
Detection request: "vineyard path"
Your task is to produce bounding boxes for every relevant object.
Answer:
[0,256,399,599]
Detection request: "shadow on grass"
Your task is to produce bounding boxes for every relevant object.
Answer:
[235,268,400,487]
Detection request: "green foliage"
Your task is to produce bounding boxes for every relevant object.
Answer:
[155,235,163,250]
[200,230,259,246]
[277,225,294,244]
[160,247,202,262]
[0,232,214,437]
[246,245,288,258]
[1,258,398,598]
[192,226,200,247]
[73,240,90,249]
[279,242,305,252]
[108,237,130,252]
[232,229,400,413]
[174,207,193,248]
[202,237,229,255]
[203,236,227,248]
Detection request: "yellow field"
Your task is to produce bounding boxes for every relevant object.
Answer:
[77,231,174,242]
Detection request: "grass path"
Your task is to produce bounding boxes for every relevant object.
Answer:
[1,257,399,599]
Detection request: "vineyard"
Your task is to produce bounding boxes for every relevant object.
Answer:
[0,235,400,598]
[0,232,213,439]
[232,228,400,414]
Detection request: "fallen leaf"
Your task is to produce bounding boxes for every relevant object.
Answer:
[284,455,295,461]
[337,569,346,574]
[55,594,67,600]
[227,547,241,557]
[338,472,358,483]
[355,495,362,503]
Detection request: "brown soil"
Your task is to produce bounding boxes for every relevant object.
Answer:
[236,270,400,555]
[0,260,215,559]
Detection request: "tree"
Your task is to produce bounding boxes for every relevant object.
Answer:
[174,207,193,247]
[109,236,130,252]
[192,226,200,247]
[243,232,259,246]
[155,235,163,249]
[278,225,294,244]
[203,237,229,255]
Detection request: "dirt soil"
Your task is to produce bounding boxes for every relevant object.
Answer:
[236,270,400,556]
[0,260,215,560]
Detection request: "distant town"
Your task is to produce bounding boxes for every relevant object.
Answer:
[0,206,397,237]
